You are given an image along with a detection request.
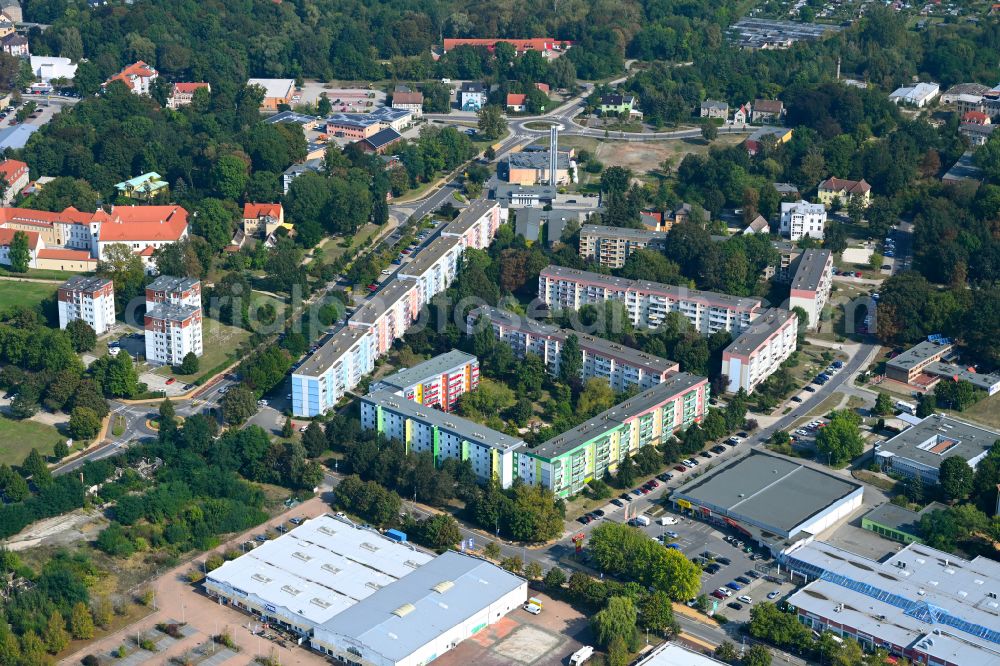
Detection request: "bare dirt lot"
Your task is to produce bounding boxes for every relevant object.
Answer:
[433,592,593,666]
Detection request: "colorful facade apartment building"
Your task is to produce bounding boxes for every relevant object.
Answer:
[291,202,503,417]
[538,265,762,335]
[57,275,115,336]
[361,390,524,488]
[721,308,798,394]
[371,350,479,413]
[517,373,709,497]
[143,276,202,366]
[468,306,678,392]
[788,249,833,330]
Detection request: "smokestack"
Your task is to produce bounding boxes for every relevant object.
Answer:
[836,57,841,81]
[549,124,558,185]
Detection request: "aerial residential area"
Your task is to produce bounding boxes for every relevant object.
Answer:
[0,1,998,666]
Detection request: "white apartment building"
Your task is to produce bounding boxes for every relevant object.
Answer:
[143,276,203,366]
[538,265,762,335]
[780,200,826,241]
[57,276,116,336]
[721,308,798,393]
[291,200,504,418]
[468,306,679,392]
[788,249,833,330]
[361,390,524,487]
[578,224,667,268]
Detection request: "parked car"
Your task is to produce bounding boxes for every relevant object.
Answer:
[767,590,781,600]
[165,378,176,385]
[790,396,803,403]
[619,493,633,502]
[699,451,712,459]
[726,582,743,591]
[712,589,727,599]
[728,602,744,611]
[657,473,673,482]
[577,515,592,524]
[593,509,605,518]
[674,465,688,473]
[736,576,752,585]
[611,499,624,507]
[706,564,722,574]
[746,570,761,579]
[717,557,732,566]
[717,587,733,597]
[804,385,816,392]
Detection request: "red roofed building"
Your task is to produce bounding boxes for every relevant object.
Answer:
[962,110,990,125]
[242,202,284,237]
[96,205,189,271]
[103,61,159,95]
[0,227,42,268]
[442,38,572,59]
[506,93,527,112]
[535,82,550,94]
[0,158,28,205]
[167,82,211,109]
[817,177,872,208]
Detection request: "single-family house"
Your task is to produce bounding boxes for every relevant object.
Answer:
[745,126,793,156]
[103,61,158,95]
[700,100,728,119]
[167,82,210,109]
[733,103,750,124]
[0,32,28,58]
[506,93,526,112]
[743,215,770,235]
[751,99,784,124]
[599,94,640,118]
[391,89,424,118]
[0,0,22,23]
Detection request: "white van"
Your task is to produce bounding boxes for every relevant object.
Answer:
[570,646,594,665]
[523,602,541,615]
[658,516,678,526]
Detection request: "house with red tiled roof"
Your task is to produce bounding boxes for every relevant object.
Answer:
[962,110,990,126]
[535,82,550,94]
[506,93,527,112]
[96,205,189,271]
[0,227,41,268]
[0,158,28,205]
[442,38,572,59]
[167,82,210,109]
[103,61,158,95]
[242,202,285,237]
[817,177,872,208]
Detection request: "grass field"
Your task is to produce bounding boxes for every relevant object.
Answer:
[154,317,251,381]
[0,280,58,311]
[0,416,65,466]
[0,267,85,281]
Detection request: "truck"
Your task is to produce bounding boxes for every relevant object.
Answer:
[570,646,594,665]
[522,597,543,614]
[384,529,407,543]
[634,515,651,527]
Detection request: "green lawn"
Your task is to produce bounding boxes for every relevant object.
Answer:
[154,317,251,381]
[0,280,58,311]
[0,267,85,281]
[0,416,65,466]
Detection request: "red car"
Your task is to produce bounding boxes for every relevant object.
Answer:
[640,487,651,495]
[712,589,727,599]
[854,271,862,278]
[368,284,378,291]
[674,465,687,473]
[166,378,176,385]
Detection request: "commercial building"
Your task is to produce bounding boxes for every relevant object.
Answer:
[248,78,295,111]
[0,158,28,205]
[636,642,728,666]
[103,61,158,95]
[311,549,527,666]
[670,451,863,547]
[514,207,588,246]
[788,249,833,330]
[442,38,572,59]
[889,81,940,107]
[371,350,479,412]
[292,326,374,417]
[886,339,956,384]
[324,107,413,139]
[468,305,678,392]
[292,201,502,417]
[817,177,871,208]
[873,413,999,484]
[459,82,487,111]
[784,540,1000,666]
[360,128,402,154]
[361,390,525,487]
[390,89,423,117]
[30,55,77,81]
[519,373,709,497]
[143,276,202,366]
[57,276,115,336]
[859,502,949,545]
[924,362,1000,396]
[538,265,762,335]
[505,149,573,186]
[578,224,667,268]
[728,18,842,50]
[721,308,798,394]
[780,200,826,241]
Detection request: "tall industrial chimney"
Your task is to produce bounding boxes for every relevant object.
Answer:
[549,124,558,185]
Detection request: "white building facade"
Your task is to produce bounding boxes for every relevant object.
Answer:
[143,276,203,366]
[721,308,798,393]
[788,249,833,330]
[57,276,116,336]
[780,200,826,241]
